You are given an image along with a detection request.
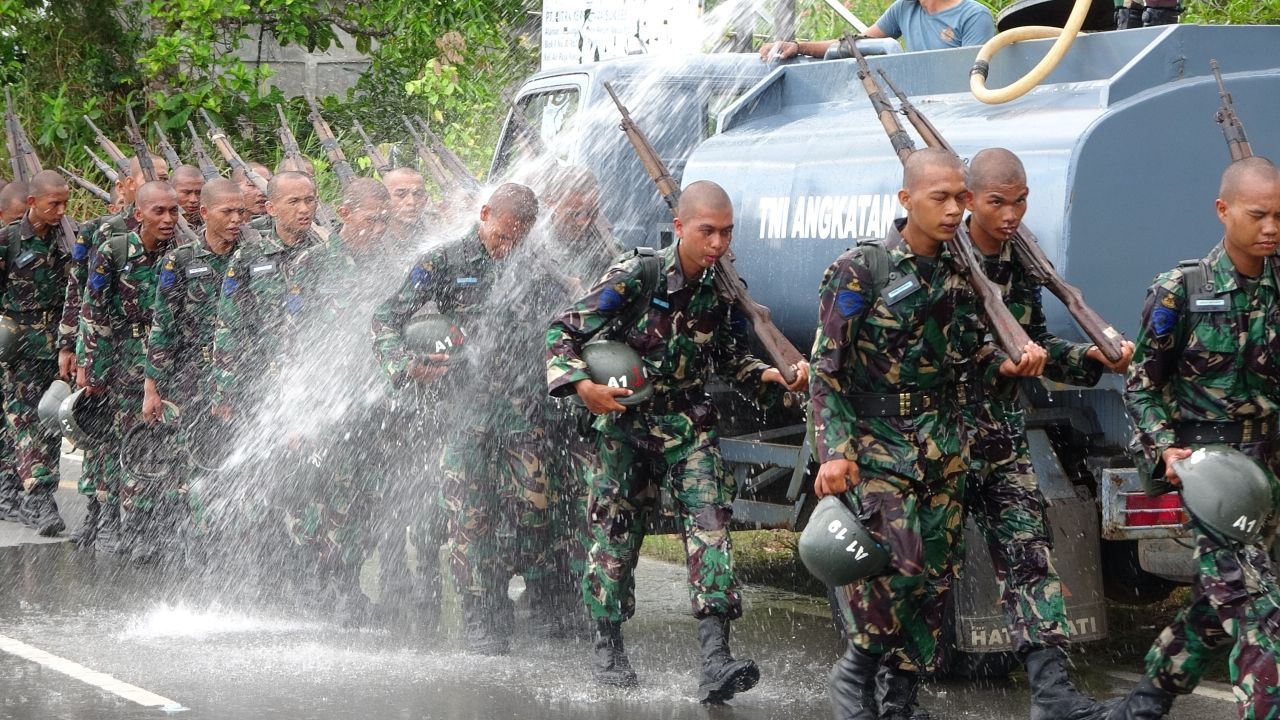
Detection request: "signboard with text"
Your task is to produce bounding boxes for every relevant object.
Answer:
[541,0,702,70]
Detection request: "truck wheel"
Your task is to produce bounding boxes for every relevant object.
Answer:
[1101,540,1178,604]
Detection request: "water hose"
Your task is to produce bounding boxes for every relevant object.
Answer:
[969,0,1093,104]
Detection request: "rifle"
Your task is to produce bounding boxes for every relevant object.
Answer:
[186,121,221,181]
[125,106,199,245]
[414,117,477,188]
[1210,59,1252,162]
[199,109,269,194]
[5,89,79,251]
[353,120,392,175]
[402,115,456,191]
[276,104,305,166]
[877,68,1125,363]
[152,121,182,170]
[84,145,120,184]
[602,81,806,383]
[303,95,356,190]
[83,115,132,176]
[59,167,112,205]
[843,42,1030,363]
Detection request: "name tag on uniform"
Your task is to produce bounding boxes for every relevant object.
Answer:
[250,261,277,277]
[14,250,37,268]
[651,297,670,309]
[883,274,921,306]
[186,262,212,278]
[455,277,478,286]
[1190,297,1228,313]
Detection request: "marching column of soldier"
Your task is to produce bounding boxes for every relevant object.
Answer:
[0,100,1277,720]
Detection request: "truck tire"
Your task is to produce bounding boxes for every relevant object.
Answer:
[1101,540,1178,604]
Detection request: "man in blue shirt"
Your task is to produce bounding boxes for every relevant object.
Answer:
[759,0,995,58]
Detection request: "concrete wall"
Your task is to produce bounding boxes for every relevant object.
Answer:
[230,26,374,99]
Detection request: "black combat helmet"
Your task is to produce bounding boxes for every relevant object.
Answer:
[57,388,114,447]
[403,314,468,364]
[799,494,890,586]
[1172,444,1275,545]
[0,315,20,365]
[581,340,652,406]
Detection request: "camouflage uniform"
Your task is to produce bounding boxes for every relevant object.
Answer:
[809,222,1005,672]
[79,227,169,511]
[0,215,74,502]
[546,241,778,623]
[374,227,556,611]
[1125,242,1280,717]
[961,237,1103,654]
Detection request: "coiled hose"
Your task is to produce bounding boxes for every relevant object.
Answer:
[969,0,1093,104]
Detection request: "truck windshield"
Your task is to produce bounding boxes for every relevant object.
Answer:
[493,86,580,174]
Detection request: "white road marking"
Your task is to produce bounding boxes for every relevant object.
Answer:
[0,633,187,712]
[1106,670,1236,703]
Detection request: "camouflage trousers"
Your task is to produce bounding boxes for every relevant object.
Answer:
[837,413,968,673]
[547,425,596,587]
[440,426,555,601]
[3,358,62,491]
[966,399,1068,654]
[586,405,739,623]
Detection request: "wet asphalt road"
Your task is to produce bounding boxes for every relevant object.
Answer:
[0,455,1238,719]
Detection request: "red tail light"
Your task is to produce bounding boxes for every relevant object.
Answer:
[1122,492,1188,527]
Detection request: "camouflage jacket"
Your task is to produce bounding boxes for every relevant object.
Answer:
[61,205,136,353]
[809,221,1006,463]
[1125,242,1280,462]
[545,241,773,410]
[967,233,1103,405]
[0,214,75,362]
[144,227,253,404]
[80,228,169,390]
[212,226,327,404]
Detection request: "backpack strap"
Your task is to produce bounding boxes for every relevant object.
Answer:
[599,246,664,340]
[110,232,129,267]
[854,237,890,307]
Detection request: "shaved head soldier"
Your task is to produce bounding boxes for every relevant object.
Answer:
[1117,156,1280,718]
[171,165,206,229]
[275,156,315,177]
[962,147,1132,719]
[335,177,390,252]
[381,168,428,239]
[0,170,75,534]
[811,148,1044,718]
[232,162,272,220]
[0,181,29,225]
[547,179,806,700]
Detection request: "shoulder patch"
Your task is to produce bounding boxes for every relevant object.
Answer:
[72,238,89,261]
[1150,305,1177,336]
[222,266,239,296]
[410,265,431,287]
[599,283,627,312]
[836,289,865,318]
[160,269,177,289]
[88,267,108,292]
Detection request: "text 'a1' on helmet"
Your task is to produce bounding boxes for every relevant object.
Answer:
[581,340,652,406]
[403,314,467,364]
[799,493,890,586]
[37,379,72,437]
[57,388,114,448]
[0,315,20,365]
[1173,444,1275,545]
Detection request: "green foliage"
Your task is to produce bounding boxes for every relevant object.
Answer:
[1183,0,1280,24]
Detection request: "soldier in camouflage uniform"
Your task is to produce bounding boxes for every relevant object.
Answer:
[0,171,75,535]
[230,163,272,225]
[547,181,807,701]
[62,154,168,550]
[78,181,179,562]
[961,149,1135,720]
[381,168,429,241]
[0,182,29,225]
[808,149,1046,719]
[1115,157,1280,720]
[171,165,206,232]
[373,183,542,655]
[143,178,250,541]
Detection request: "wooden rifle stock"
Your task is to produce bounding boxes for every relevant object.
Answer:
[83,115,132,176]
[846,38,915,164]
[84,146,120,184]
[1211,59,1253,162]
[186,121,221,181]
[353,120,392,175]
[3,89,21,181]
[59,167,112,204]
[199,109,269,193]
[303,95,356,190]
[276,105,305,164]
[152,122,182,170]
[601,82,804,383]
[126,106,199,245]
[414,117,477,189]
[402,116,455,191]
[879,67,1124,362]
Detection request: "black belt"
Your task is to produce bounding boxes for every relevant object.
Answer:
[1175,418,1277,445]
[5,309,56,326]
[850,390,940,417]
[644,388,707,415]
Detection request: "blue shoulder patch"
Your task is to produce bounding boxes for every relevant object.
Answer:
[222,276,239,297]
[410,266,431,287]
[88,270,108,292]
[836,289,865,318]
[159,269,177,289]
[1150,306,1177,336]
[599,286,623,312]
[72,241,88,261]
[285,294,304,314]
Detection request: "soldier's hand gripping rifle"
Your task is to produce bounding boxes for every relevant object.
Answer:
[876,67,1125,363]
[1211,59,1252,162]
[602,81,806,383]
[58,167,112,205]
[186,121,221,181]
[5,88,79,251]
[125,106,199,245]
[353,120,392,175]
[303,95,356,190]
[402,115,459,192]
[84,145,120,185]
[83,114,133,177]
[153,122,182,170]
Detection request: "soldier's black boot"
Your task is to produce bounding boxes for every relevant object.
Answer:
[1025,645,1112,720]
[525,577,569,639]
[23,487,65,537]
[0,482,22,522]
[829,644,880,720]
[876,666,931,720]
[94,501,123,555]
[695,614,760,704]
[70,496,100,549]
[592,619,638,687]
[1106,676,1175,720]
[462,595,510,656]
